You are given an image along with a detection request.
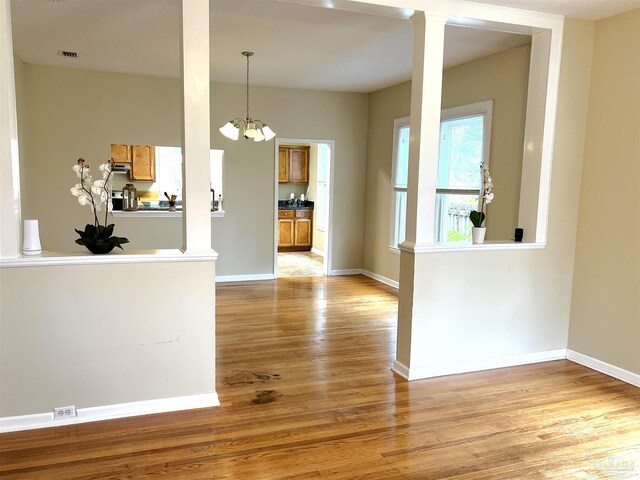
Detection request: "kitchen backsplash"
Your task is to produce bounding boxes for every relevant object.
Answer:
[278,184,308,201]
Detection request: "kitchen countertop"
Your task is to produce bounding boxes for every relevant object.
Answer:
[278,201,314,210]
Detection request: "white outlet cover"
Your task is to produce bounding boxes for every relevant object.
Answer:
[53,405,77,419]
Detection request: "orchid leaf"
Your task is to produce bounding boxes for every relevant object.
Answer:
[469,211,485,228]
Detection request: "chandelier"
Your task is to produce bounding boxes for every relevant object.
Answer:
[219,51,276,142]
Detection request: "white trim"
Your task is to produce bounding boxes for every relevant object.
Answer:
[329,269,363,276]
[392,349,567,381]
[361,269,399,289]
[567,350,640,389]
[274,138,335,278]
[0,249,218,268]
[0,392,220,433]
[216,273,276,283]
[311,247,325,257]
[391,360,411,379]
[113,210,225,218]
[398,240,545,254]
[389,115,410,250]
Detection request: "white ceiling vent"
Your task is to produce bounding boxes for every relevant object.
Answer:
[59,50,77,58]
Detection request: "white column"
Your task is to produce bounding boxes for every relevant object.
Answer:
[0,0,21,258]
[180,0,212,254]
[402,12,447,249]
[394,12,447,377]
[518,30,551,243]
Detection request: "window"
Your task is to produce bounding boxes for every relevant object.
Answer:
[390,116,410,250]
[315,144,330,231]
[390,101,492,249]
[155,146,224,210]
[436,101,492,243]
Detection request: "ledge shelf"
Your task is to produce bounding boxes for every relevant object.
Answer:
[0,249,218,269]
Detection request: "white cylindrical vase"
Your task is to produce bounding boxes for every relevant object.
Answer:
[472,227,486,245]
[23,219,42,256]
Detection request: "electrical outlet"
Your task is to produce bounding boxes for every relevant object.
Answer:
[53,405,76,420]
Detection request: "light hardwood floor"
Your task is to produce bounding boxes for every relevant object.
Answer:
[1,275,639,479]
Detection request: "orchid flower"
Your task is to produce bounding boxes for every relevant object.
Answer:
[71,158,115,228]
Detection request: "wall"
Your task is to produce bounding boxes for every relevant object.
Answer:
[397,20,594,373]
[568,9,640,375]
[16,64,368,276]
[363,44,531,283]
[0,260,216,417]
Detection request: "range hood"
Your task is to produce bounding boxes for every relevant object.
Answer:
[112,164,130,174]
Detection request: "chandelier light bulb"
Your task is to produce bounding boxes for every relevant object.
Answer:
[219,121,240,141]
[262,125,276,141]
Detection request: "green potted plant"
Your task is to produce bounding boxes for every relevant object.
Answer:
[70,158,129,254]
[469,162,494,244]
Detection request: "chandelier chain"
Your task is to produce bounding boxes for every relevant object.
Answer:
[246,53,250,120]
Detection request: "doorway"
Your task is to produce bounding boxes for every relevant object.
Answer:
[274,138,334,278]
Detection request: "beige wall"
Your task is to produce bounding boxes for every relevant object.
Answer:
[568,10,640,375]
[363,44,531,282]
[0,260,216,417]
[397,20,594,370]
[15,64,367,276]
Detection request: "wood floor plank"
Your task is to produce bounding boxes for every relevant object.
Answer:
[1,275,638,479]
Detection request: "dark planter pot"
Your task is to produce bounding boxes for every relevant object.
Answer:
[84,240,116,255]
[75,223,129,254]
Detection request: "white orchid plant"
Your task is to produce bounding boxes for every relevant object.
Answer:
[71,158,128,253]
[469,162,494,228]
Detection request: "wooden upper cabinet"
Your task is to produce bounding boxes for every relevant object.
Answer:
[289,148,309,183]
[111,144,131,164]
[278,146,309,184]
[130,145,156,182]
[278,148,289,183]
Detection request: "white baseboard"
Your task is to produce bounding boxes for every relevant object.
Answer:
[391,360,411,379]
[217,273,276,283]
[567,349,640,388]
[330,269,363,276]
[361,270,399,289]
[311,247,325,257]
[391,349,568,381]
[0,392,220,433]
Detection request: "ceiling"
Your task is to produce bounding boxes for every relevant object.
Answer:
[10,0,537,93]
[463,0,640,21]
[17,0,638,93]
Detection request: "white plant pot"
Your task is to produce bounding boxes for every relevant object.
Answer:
[472,227,486,244]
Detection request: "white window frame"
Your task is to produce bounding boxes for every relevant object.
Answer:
[389,116,410,254]
[435,100,493,243]
[389,100,493,252]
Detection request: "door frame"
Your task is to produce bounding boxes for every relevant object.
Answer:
[273,138,335,276]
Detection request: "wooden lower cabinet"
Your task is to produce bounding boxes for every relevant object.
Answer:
[294,219,311,247]
[278,219,294,248]
[278,208,313,252]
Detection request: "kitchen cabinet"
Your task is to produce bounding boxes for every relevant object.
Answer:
[111,144,131,164]
[278,219,294,247]
[278,146,309,184]
[278,208,313,251]
[130,145,156,182]
[278,148,289,183]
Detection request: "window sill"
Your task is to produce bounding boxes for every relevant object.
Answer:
[399,240,546,254]
[112,210,225,218]
[389,246,401,255]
